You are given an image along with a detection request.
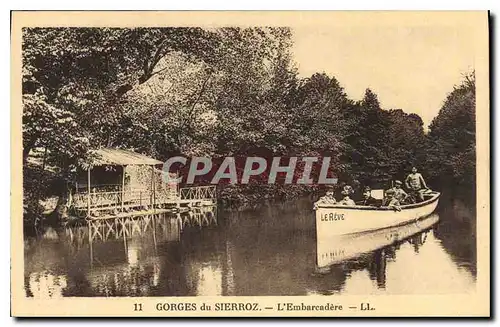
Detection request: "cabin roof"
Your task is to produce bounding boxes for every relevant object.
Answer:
[91,148,163,166]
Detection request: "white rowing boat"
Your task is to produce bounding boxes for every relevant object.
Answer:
[315,191,440,238]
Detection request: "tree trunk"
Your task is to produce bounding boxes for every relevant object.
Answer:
[47,194,69,225]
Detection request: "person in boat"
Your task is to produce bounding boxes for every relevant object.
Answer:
[313,186,337,209]
[335,181,345,198]
[388,180,409,204]
[339,189,356,206]
[335,182,355,199]
[351,179,362,202]
[405,167,429,203]
[383,189,402,211]
[356,186,382,207]
[343,184,355,198]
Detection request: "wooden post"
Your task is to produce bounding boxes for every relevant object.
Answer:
[152,214,157,254]
[87,168,91,217]
[122,219,127,256]
[152,166,156,211]
[121,165,126,211]
[88,222,93,268]
[150,166,154,207]
[176,172,180,198]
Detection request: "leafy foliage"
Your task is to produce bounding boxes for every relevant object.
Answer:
[22,27,475,214]
[426,72,476,189]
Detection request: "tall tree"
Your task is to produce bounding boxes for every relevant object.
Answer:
[343,88,391,186]
[426,72,476,190]
[384,109,427,180]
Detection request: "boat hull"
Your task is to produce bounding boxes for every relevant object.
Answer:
[315,192,440,238]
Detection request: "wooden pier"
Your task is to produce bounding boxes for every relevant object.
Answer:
[70,185,217,219]
[68,148,217,220]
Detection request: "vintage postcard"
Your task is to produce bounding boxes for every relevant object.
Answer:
[11,11,490,317]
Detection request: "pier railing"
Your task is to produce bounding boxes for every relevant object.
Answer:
[180,185,217,201]
[69,185,216,218]
[71,189,177,209]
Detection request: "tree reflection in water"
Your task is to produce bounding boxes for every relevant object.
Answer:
[23,196,476,297]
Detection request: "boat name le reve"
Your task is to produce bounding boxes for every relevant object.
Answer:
[320,212,345,221]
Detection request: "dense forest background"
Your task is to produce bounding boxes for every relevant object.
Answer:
[22,27,476,221]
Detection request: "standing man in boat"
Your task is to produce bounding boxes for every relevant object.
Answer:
[405,167,429,202]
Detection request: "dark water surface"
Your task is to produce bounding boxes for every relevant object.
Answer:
[24,195,476,297]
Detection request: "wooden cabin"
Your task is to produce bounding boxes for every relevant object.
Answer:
[68,148,179,218]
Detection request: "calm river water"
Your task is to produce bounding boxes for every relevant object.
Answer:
[24,194,476,297]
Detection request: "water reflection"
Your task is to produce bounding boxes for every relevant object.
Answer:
[316,214,439,268]
[27,271,67,298]
[24,196,476,297]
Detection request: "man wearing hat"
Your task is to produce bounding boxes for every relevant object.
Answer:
[356,186,382,207]
[313,185,337,209]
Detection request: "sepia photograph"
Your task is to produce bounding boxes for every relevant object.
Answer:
[11,11,490,317]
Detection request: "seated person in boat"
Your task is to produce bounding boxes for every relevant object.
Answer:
[388,180,409,204]
[351,179,362,202]
[339,189,356,206]
[335,182,349,199]
[356,186,382,207]
[313,186,337,209]
[405,166,429,203]
[382,189,401,211]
